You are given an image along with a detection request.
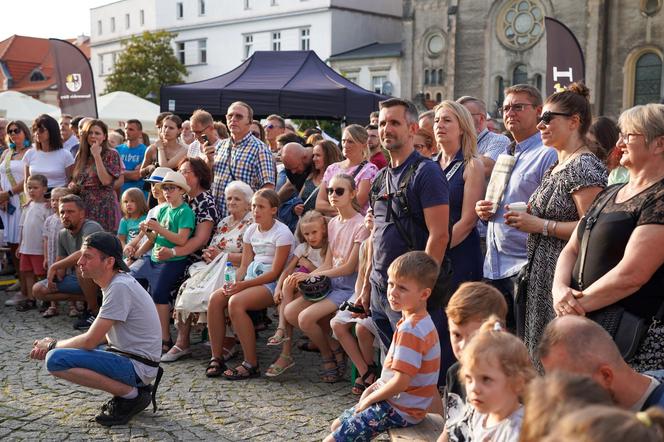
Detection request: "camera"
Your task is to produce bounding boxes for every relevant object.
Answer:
[339,301,367,315]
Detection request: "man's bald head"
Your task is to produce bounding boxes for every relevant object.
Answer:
[281,142,310,174]
[538,316,624,375]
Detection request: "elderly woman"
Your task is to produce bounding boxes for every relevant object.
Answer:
[315,124,378,215]
[162,180,252,362]
[70,119,122,232]
[552,103,664,371]
[506,83,606,355]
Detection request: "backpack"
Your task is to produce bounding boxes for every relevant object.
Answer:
[370,156,454,310]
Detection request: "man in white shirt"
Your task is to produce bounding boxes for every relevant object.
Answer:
[60,114,79,155]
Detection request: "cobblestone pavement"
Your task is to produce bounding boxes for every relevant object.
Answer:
[0,290,375,441]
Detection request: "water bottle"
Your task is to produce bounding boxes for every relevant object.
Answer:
[223,262,236,290]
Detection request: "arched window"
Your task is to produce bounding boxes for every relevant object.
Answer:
[424,69,430,85]
[430,69,437,85]
[634,52,662,105]
[436,92,442,102]
[534,73,543,92]
[438,69,444,85]
[496,76,505,111]
[513,64,528,85]
[425,92,431,100]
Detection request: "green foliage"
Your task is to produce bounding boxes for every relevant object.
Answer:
[292,119,341,141]
[103,30,187,103]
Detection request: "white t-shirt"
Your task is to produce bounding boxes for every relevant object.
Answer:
[293,242,325,268]
[19,201,51,254]
[469,405,523,442]
[243,220,295,265]
[98,272,162,384]
[23,148,75,188]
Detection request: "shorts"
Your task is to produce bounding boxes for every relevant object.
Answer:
[245,261,277,295]
[19,253,45,276]
[129,257,188,304]
[332,400,411,442]
[36,273,82,294]
[45,347,145,387]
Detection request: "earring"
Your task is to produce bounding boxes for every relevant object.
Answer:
[23,140,31,148]
[8,142,15,149]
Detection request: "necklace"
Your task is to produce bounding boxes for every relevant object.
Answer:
[556,144,586,170]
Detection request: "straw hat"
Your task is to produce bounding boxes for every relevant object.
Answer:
[159,171,191,193]
[145,167,173,184]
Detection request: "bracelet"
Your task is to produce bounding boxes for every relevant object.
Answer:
[551,221,558,236]
[542,220,550,236]
[171,248,177,257]
[47,339,57,352]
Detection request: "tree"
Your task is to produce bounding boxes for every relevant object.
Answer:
[103,30,187,103]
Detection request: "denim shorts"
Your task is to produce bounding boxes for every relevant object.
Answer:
[130,257,189,304]
[45,347,144,387]
[36,273,81,294]
[332,400,410,442]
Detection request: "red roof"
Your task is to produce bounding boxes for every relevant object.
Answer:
[0,34,90,93]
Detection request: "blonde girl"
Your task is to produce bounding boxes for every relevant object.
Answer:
[118,187,148,249]
[265,210,328,377]
[287,174,369,382]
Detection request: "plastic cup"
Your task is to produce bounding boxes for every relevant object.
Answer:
[508,202,528,212]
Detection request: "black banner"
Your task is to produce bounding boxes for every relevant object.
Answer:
[545,17,585,96]
[50,38,98,117]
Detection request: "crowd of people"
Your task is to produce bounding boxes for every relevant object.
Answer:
[3,81,664,439]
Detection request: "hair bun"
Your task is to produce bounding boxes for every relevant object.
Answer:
[567,82,590,101]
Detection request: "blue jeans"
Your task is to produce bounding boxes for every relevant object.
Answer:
[36,273,82,294]
[45,348,143,387]
[332,401,410,442]
[130,257,189,304]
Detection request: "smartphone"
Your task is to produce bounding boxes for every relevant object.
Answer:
[146,217,157,233]
[201,134,209,143]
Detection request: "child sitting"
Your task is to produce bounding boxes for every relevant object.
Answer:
[324,251,441,442]
[41,186,73,317]
[440,282,508,439]
[118,187,148,249]
[265,210,328,377]
[15,174,51,312]
[444,316,535,442]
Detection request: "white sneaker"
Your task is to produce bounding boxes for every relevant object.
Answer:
[160,345,192,362]
[4,292,27,306]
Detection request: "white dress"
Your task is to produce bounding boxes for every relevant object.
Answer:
[0,153,27,244]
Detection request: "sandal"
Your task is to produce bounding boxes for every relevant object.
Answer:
[222,343,238,362]
[267,328,290,346]
[68,305,80,317]
[297,339,320,353]
[42,305,59,318]
[223,360,260,380]
[15,300,36,312]
[205,357,226,378]
[320,357,340,383]
[265,354,295,378]
[332,345,347,377]
[351,364,378,395]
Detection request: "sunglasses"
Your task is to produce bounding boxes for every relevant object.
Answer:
[160,185,180,192]
[7,128,21,135]
[326,187,346,196]
[33,126,47,133]
[538,111,573,125]
[264,124,275,130]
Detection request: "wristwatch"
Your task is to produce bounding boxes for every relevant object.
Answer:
[47,339,57,352]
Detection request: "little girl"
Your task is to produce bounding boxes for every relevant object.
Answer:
[444,316,536,442]
[265,210,328,377]
[286,173,369,383]
[118,187,148,249]
[205,189,295,379]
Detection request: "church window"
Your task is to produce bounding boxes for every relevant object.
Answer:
[497,0,545,50]
[438,69,444,85]
[424,70,430,85]
[430,70,437,85]
[513,64,528,85]
[436,92,442,102]
[634,52,662,105]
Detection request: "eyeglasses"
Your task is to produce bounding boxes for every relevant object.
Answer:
[160,185,179,192]
[326,187,346,196]
[618,132,645,144]
[538,111,573,125]
[193,126,210,135]
[499,103,537,116]
[7,128,21,135]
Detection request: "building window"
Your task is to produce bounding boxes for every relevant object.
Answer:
[110,17,115,32]
[140,9,145,25]
[99,55,105,75]
[198,39,207,64]
[424,69,429,85]
[438,69,444,85]
[176,42,185,65]
[176,2,184,19]
[425,92,431,100]
[497,0,545,50]
[125,13,130,29]
[244,35,254,59]
[372,75,387,94]
[534,73,543,92]
[272,32,281,51]
[271,0,278,5]
[513,64,528,85]
[29,70,45,82]
[300,28,310,51]
[97,20,102,35]
[436,92,443,102]
[495,76,505,115]
[430,70,437,85]
[199,0,206,15]
[634,52,663,105]
[244,0,250,9]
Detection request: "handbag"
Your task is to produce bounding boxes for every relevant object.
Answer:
[298,275,332,302]
[173,252,228,322]
[576,186,652,360]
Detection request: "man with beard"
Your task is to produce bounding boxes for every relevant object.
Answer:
[33,194,103,330]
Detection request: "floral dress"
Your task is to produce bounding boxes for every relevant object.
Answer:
[76,149,122,232]
[187,190,220,262]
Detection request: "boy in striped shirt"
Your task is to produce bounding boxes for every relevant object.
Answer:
[324,251,441,442]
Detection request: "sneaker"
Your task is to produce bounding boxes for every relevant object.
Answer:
[94,389,151,427]
[4,292,27,306]
[73,311,96,330]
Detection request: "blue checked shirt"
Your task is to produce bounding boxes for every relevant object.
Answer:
[483,132,557,280]
[211,132,276,217]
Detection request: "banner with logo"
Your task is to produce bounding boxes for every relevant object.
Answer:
[49,38,98,117]
[545,17,585,97]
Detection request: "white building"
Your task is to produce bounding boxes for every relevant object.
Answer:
[90,0,402,96]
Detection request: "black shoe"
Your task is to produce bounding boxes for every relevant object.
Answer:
[94,389,151,427]
[73,311,96,330]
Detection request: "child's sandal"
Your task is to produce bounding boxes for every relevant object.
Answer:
[266,328,290,346]
[332,346,347,376]
[223,360,260,380]
[265,354,295,377]
[320,357,340,383]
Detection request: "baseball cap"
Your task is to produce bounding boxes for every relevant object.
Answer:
[83,231,131,272]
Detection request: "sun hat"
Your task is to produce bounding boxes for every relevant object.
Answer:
[145,167,173,184]
[159,171,191,193]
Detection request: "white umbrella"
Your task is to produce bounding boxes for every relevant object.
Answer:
[0,91,61,125]
[97,91,160,139]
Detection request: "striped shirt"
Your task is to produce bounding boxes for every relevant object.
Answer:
[380,313,440,423]
[211,132,276,217]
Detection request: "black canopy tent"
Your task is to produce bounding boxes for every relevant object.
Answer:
[160,50,388,123]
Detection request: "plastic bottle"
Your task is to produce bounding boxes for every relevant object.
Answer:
[224,262,236,289]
